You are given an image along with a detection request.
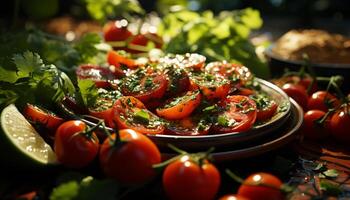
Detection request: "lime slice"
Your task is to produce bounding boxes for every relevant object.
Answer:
[0,104,57,168]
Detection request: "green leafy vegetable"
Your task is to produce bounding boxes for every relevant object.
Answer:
[319,179,342,196]
[76,79,99,108]
[159,8,269,78]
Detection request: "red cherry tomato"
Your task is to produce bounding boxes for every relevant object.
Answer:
[112,96,165,134]
[308,91,340,112]
[99,129,161,185]
[301,110,329,140]
[54,120,99,168]
[330,105,350,143]
[219,194,249,200]
[76,65,117,88]
[191,73,231,100]
[238,172,284,200]
[103,20,132,42]
[211,95,257,133]
[121,69,168,102]
[273,75,317,95]
[162,155,221,200]
[165,116,211,136]
[23,103,64,130]
[282,83,308,110]
[156,91,201,120]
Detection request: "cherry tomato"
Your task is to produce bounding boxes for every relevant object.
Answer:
[272,75,317,95]
[163,155,221,200]
[299,77,317,95]
[191,73,231,100]
[54,120,99,168]
[282,83,308,110]
[219,194,249,200]
[165,116,211,136]
[237,172,284,200]
[99,129,161,185]
[121,69,168,102]
[103,19,132,42]
[159,53,206,71]
[301,110,329,140]
[76,65,117,88]
[308,91,340,112]
[23,103,64,130]
[330,105,350,143]
[156,91,201,120]
[107,50,138,69]
[205,61,252,86]
[211,95,257,133]
[112,96,165,134]
[251,95,278,121]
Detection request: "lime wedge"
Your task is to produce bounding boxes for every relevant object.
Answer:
[0,104,57,167]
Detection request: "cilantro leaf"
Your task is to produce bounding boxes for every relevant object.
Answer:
[0,67,18,83]
[13,51,44,78]
[76,79,99,108]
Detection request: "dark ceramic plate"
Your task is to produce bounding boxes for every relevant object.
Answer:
[162,98,303,161]
[147,78,291,150]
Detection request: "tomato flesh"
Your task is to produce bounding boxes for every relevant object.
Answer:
[165,116,211,136]
[191,73,231,100]
[24,103,64,130]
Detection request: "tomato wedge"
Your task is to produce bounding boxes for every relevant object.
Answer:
[121,69,168,103]
[24,103,64,130]
[76,65,116,88]
[156,91,201,120]
[211,95,257,133]
[107,50,139,69]
[190,73,231,100]
[112,96,165,134]
[165,116,211,136]
[250,94,278,121]
[161,66,190,97]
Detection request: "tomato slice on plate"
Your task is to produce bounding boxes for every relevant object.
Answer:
[165,116,211,136]
[211,95,257,133]
[190,73,231,100]
[161,66,190,97]
[107,50,139,69]
[121,69,168,103]
[76,65,117,88]
[250,94,278,121]
[112,96,165,134]
[156,90,201,120]
[24,103,64,130]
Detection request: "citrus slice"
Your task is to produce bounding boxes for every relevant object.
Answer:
[0,104,57,168]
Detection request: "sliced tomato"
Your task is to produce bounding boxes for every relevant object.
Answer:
[159,53,206,71]
[107,50,139,69]
[76,65,116,88]
[24,103,64,130]
[121,69,168,103]
[251,94,278,121]
[128,33,163,54]
[112,96,165,134]
[205,61,253,86]
[190,73,231,100]
[103,20,132,42]
[165,116,211,136]
[161,66,190,97]
[156,91,201,120]
[211,95,257,133]
[235,87,255,96]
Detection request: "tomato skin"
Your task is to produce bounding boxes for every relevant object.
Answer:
[165,116,211,136]
[308,91,340,112]
[99,129,161,185]
[107,50,138,69]
[219,194,249,200]
[128,33,163,53]
[103,20,132,42]
[23,103,64,130]
[257,101,278,121]
[156,91,201,120]
[191,74,231,100]
[211,95,257,133]
[163,155,221,200]
[301,110,329,140]
[76,65,116,88]
[330,105,350,143]
[238,173,284,200]
[54,120,99,168]
[112,96,165,134]
[282,83,308,110]
[89,106,115,129]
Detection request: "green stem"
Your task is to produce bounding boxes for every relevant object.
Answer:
[167,144,188,155]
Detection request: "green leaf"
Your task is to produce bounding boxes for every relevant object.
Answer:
[77,79,99,108]
[50,181,80,200]
[218,115,229,126]
[13,51,44,78]
[0,67,18,83]
[320,169,339,178]
[74,33,102,63]
[319,179,342,196]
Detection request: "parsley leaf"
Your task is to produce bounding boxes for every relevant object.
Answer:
[76,79,99,108]
[13,51,44,78]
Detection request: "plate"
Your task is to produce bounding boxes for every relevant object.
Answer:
[147,78,291,150]
[162,98,303,161]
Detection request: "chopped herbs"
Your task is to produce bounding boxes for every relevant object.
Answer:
[134,109,150,123]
